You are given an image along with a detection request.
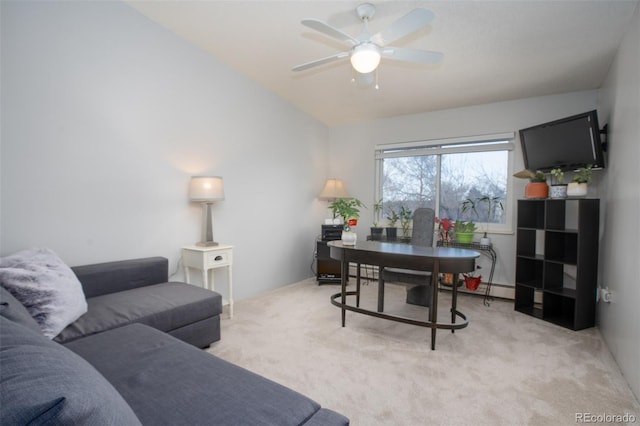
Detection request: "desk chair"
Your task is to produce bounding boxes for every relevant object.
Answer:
[379,208,435,309]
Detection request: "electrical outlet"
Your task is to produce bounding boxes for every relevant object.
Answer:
[600,287,612,303]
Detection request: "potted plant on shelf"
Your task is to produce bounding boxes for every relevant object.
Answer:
[370,199,384,240]
[385,209,399,240]
[514,169,548,199]
[399,206,413,241]
[567,165,592,197]
[467,195,504,246]
[330,197,365,246]
[454,220,477,244]
[549,168,567,199]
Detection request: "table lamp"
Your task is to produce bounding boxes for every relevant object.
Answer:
[189,176,225,246]
[318,178,349,224]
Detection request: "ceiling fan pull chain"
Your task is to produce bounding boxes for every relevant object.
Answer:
[375,68,380,90]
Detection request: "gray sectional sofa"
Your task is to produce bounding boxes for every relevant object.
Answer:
[1,254,348,425]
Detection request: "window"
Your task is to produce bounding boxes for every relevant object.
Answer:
[375,133,515,234]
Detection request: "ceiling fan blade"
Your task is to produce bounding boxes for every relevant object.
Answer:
[301,19,359,46]
[381,47,443,64]
[370,8,434,46]
[292,52,349,72]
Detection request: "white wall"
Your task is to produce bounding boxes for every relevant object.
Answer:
[0,1,330,301]
[597,3,640,400]
[328,90,601,288]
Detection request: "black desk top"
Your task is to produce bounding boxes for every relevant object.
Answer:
[328,240,479,274]
[328,240,479,259]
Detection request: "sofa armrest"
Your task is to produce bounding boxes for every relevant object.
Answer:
[71,257,169,298]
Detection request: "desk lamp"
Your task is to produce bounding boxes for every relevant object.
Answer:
[189,176,225,246]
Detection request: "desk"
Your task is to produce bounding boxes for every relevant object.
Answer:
[328,240,479,350]
[182,244,234,318]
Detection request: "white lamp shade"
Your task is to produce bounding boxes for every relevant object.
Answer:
[350,43,381,74]
[189,176,225,202]
[318,178,349,200]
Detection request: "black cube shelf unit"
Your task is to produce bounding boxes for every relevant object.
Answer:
[515,198,600,330]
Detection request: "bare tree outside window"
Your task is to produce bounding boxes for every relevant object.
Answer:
[379,145,509,230]
[382,155,436,218]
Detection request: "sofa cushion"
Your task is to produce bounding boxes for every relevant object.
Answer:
[0,316,141,425]
[65,323,343,426]
[0,286,41,333]
[0,248,87,338]
[55,282,221,344]
[71,256,169,298]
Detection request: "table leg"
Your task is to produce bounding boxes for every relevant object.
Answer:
[377,272,385,312]
[430,261,439,350]
[202,269,210,291]
[356,263,361,307]
[183,265,190,284]
[451,273,458,333]
[227,265,233,319]
[341,259,348,327]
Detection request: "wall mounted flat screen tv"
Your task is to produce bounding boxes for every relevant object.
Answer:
[519,110,605,172]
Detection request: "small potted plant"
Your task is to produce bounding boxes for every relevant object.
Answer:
[567,165,592,197]
[454,220,477,244]
[549,168,567,199]
[514,169,548,199]
[435,217,454,245]
[385,209,399,240]
[463,265,482,291]
[399,206,413,241]
[370,199,384,240]
[330,198,365,246]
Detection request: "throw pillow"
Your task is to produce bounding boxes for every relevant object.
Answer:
[0,248,87,338]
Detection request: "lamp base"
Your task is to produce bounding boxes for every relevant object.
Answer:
[196,241,219,247]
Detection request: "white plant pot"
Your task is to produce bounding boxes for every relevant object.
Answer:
[341,231,357,246]
[567,182,588,197]
[480,237,491,246]
[550,184,568,199]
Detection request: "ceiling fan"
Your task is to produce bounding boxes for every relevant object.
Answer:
[292,3,443,76]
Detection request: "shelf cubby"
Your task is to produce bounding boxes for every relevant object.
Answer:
[515,199,599,330]
[516,257,543,289]
[517,199,545,229]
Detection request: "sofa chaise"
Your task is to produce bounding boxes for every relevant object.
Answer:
[0,251,348,425]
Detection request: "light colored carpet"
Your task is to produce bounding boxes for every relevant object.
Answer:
[208,278,639,425]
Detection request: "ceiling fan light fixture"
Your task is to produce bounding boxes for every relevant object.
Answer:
[350,43,381,74]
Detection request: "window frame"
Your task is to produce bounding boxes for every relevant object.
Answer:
[374,132,516,235]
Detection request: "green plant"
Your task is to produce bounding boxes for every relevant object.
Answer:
[386,209,399,227]
[399,206,412,238]
[573,165,593,184]
[463,196,505,238]
[330,198,365,230]
[532,171,546,182]
[454,221,477,233]
[372,199,383,227]
[459,198,479,236]
[550,168,564,185]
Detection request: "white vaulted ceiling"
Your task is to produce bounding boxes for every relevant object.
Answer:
[126,0,639,127]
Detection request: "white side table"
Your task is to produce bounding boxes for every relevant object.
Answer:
[182,244,234,319]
